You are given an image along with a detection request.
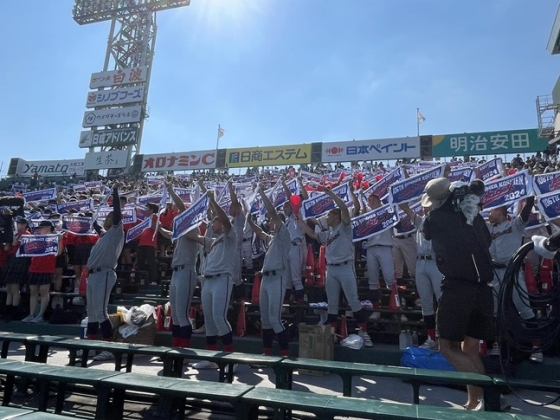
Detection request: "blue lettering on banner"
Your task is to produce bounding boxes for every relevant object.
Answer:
[172,194,209,242]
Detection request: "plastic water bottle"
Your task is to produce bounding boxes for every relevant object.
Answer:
[405,330,412,348]
[399,330,407,350]
[80,317,88,339]
[411,330,419,347]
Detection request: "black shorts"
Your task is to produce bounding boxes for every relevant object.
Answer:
[157,232,172,249]
[28,272,55,286]
[436,277,494,342]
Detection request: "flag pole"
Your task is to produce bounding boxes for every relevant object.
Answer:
[416,107,420,138]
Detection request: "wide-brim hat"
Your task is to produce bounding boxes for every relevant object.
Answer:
[421,177,451,210]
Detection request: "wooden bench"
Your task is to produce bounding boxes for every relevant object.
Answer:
[0,358,121,414]
[22,335,70,364]
[236,387,543,420]
[274,357,504,411]
[0,332,39,359]
[0,406,71,419]
[56,337,165,372]
[161,348,284,382]
[96,370,254,420]
[492,377,560,395]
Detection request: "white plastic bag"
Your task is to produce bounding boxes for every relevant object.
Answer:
[341,334,363,350]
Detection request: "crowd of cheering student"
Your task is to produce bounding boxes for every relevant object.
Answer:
[0,153,558,362]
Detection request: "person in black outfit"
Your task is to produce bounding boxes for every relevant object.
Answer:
[423,177,495,411]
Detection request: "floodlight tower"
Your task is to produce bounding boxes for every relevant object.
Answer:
[73,0,190,174]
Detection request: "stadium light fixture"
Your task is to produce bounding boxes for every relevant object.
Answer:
[73,0,190,25]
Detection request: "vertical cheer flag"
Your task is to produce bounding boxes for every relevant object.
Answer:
[216,125,225,149]
[417,108,426,137]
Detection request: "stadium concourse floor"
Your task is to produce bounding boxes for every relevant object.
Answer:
[0,330,559,418]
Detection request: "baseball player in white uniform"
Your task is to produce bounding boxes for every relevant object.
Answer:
[85,182,125,361]
[157,181,199,349]
[188,190,238,369]
[247,185,292,356]
[299,186,374,347]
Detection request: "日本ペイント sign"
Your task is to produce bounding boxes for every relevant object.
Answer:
[321,137,419,162]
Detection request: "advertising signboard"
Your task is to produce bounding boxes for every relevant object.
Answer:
[432,129,548,157]
[321,137,420,163]
[15,159,85,177]
[84,150,129,170]
[86,86,145,108]
[79,127,139,148]
[89,67,148,89]
[82,106,142,128]
[225,144,311,168]
[141,150,216,171]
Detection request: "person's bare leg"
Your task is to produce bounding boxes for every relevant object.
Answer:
[439,336,484,408]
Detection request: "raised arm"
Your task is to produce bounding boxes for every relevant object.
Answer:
[197,178,208,194]
[348,181,360,215]
[247,215,267,241]
[281,178,292,198]
[112,182,122,226]
[325,187,350,225]
[158,224,172,239]
[209,190,231,233]
[297,176,309,200]
[166,180,186,213]
[185,227,204,245]
[398,202,416,222]
[258,184,281,227]
[519,196,535,224]
[228,178,242,217]
[297,218,318,240]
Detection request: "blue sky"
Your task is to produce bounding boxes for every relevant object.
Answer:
[1,0,559,174]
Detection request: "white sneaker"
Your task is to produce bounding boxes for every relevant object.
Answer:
[192,360,218,370]
[93,351,114,361]
[419,336,438,350]
[369,312,381,321]
[530,350,544,364]
[489,342,501,357]
[358,330,373,348]
[224,363,238,374]
[72,297,85,306]
[465,399,483,411]
[21,314,35,323]
[193,325,206,334]
[400,314,408,322]
[500,395,512,412]
[31,315,44,323]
